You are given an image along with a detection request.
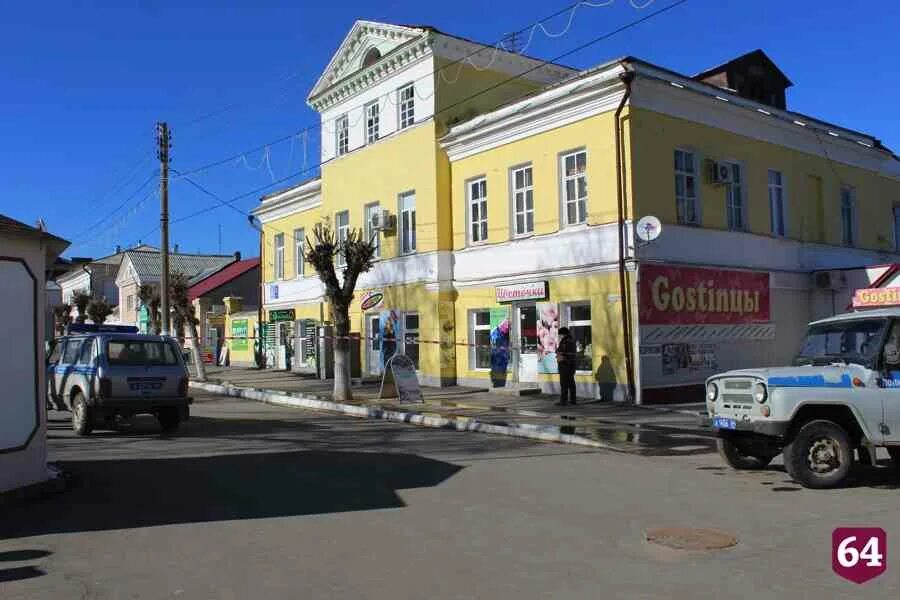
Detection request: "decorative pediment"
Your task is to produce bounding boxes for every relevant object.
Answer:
[307,20,428,103]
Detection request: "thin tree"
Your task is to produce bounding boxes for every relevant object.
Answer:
[169,271,206,381]
[53,303,72,336]
[86,297,113,325]
[138,284,162,334]
[72,290,92,324]
[305,221,376,402]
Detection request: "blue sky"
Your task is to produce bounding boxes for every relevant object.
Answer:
[2,0,897,259]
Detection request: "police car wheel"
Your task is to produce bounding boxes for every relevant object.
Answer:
[888,447,900,467]
[71,393,93,436]
[784,420,852,489]
[716,438,775,470]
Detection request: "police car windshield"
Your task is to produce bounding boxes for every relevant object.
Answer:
[107,340,178,366]
[795,319,886,367]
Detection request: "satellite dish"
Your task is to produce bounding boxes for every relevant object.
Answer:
[635,215,662,243]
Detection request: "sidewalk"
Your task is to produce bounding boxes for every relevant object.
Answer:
[193,366,714,455]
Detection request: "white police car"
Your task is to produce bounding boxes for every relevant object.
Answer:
[704,308,900,488]
[47,324,191,435]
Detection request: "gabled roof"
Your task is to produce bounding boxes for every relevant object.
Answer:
[307,20,429,101]
[188,257,260,301]
[0,213,70,262]
[694,49,793,86]
[119,250,236,285]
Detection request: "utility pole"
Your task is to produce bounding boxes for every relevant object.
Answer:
[157,122,171,336]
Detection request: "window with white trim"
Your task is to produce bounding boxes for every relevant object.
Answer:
[365,101,379,144]
[768,170,786,237]
[364,203,381,258]
[274,233,285,279]
[893,206,900,252]
[470,310,491,370]
[335,211,349,267]
[399,191,416,254]
[404,312,419,369]
[725,162,745,231]
[335,114,349,156]
[398,83,415,130]
[564,303,592,372]
[511,165,534,236]
[674,149,699,225]
[294,228,305,277]
[841,185,856,246]
[560,150,587,225]
[468,177,488,244]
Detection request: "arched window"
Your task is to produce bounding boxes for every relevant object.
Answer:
[362,47,381,68]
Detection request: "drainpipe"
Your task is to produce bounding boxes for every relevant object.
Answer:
[614,67,637,404]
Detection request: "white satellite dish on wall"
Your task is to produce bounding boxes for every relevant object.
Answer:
[635,215,662,243]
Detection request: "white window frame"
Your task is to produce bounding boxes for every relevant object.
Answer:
[840,185,857,246]
[893,205,900,252]
[335,114,349,156]
[510,164,535,237]
[469,309,492,371]
[274,232,285,280]
[724,160,746,232]
[674,148,700,225]
[403,312,420,370]
[467,176,488,245]
[335,211,349,267]
[559,149,588,226]
[399,191,416,255]
[364,202,381,259]
[365,100,380,144]
[398,83,415,130]
[294,228,305,278]
[768,169,787,237]
[563,302,593,374]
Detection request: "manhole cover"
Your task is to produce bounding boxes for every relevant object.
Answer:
[645,527,738,551]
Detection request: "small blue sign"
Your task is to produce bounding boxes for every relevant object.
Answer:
[269,284,279,300]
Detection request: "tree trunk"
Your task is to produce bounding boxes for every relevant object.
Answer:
[187,318,207,381]
[332,302,352,402]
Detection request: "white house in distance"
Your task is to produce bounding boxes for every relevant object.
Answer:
[0,214,68,495]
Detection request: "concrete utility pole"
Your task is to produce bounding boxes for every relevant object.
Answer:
[157,122,171,336]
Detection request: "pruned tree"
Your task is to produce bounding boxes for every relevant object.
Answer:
[306,221,376,401]
[53,303,72,336]
[86,297,113,325]
[72,290,92,324]
[138,284,161,335]
[170,271,206,381]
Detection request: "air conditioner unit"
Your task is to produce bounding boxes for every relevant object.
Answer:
[813,270,847,291]
[707,160,733,185]
[371,210,395,233]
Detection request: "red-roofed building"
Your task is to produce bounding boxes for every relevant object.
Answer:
[187,257,260,365]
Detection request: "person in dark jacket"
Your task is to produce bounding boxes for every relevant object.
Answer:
[556,326,577,406]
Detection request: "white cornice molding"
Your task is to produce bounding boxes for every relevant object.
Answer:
[440,65,627,161]
[252,179,322,223]
[309,36,432,112]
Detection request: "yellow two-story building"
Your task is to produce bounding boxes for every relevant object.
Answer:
[254,21,900,403]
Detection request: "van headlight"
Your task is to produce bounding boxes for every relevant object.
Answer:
[706,382,719,401]
[754,382,768,403]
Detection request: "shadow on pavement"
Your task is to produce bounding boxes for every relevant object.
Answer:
[0,450,463,541]
[0,550,52,562]
[0,566,45,583]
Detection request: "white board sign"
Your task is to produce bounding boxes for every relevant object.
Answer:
[496,281,548,303]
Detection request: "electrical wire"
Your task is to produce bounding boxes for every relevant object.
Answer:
[69,171,158,242]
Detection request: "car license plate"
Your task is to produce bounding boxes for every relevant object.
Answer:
[712,417,737,430]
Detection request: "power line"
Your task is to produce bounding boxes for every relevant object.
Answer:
[69,171,158,242]
[172,0,656,180]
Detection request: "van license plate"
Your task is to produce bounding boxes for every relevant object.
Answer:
[712,417,736,430]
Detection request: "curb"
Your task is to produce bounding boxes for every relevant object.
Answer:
[190,381,611,450]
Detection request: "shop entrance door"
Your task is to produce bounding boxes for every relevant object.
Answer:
[367,314,382,376]
[516,304,538,384]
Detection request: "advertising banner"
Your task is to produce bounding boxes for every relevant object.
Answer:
[489,308,511,377]
[536,302,560,374]
[231,319,249,351]
[852,287,900,309]
[639,265,770,325]
[496,281,547,303]
[379,310,402,369]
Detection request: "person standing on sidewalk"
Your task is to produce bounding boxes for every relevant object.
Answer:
[556,327,577,406]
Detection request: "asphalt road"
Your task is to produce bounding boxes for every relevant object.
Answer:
[2,393,899,599]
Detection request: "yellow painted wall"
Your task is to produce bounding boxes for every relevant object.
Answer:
[449,109,628,250]
[629,107,900,251]
[454,271,628,387]
[260,210,323,283]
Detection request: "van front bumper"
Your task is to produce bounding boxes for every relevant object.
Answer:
[698,416,790,438]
